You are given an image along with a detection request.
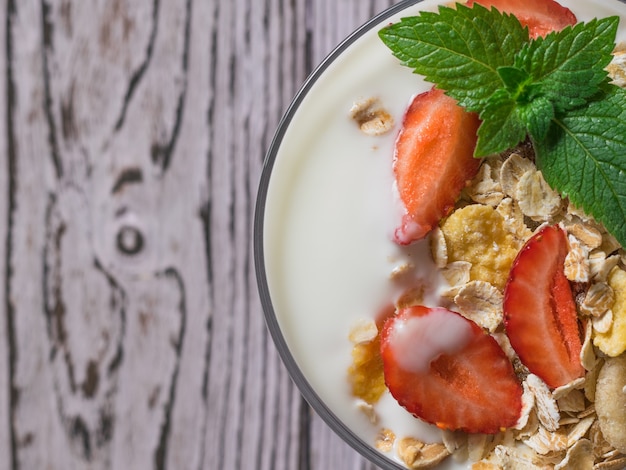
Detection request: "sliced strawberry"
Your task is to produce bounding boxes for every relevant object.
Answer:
[380,305,522,434]
[503,225,584,389]
[393,88,480,245]
[467,0,577,39]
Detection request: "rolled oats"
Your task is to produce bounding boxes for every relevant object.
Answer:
[440,261,472,299]
[442,429,468,455]
[595,355,626,453]
[471,462,502,470]
[390,261,416,280]
[526,374,561,432]
[467,434,492,462]
[430,226,448,268]
[554,438,594,470]
[523,426,569,455]
[592,309,614,335]
[565,234,590,282]
[585,358,604,402]
[581,320,599,372]
[580,282,615,318]
[500,153,535,198]
[553,377,585,401]
[589,419,613,459]
[357,400,379,424]
[578,404,597,420]
[496,197,533,243]
[397,437,451,469]
[556,388,586,413]
[567,416,596,448]
[467,161,505,207]
[595,457,626,470]
[454,280,504,333]
[349,97,395,135]
[589,252,621,282]
[515,170,563,222]
[559,415,581,426]
[565,222,604,250]
[493,444,550,469]
[608,48,626,87]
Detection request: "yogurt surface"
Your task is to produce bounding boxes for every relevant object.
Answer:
[258,0,626,468]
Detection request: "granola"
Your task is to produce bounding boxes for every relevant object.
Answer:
[343,33,626,470]
[347,137,626,469]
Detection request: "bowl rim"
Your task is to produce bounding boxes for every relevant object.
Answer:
[253,1,423,468]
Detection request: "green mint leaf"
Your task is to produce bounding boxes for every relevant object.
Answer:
[476,90,527,156]
[497,66,531,98]
[378,3,528,111]
[380,4,626,246]
[476,89,553,156]
[535,85,626,248]
[514,17,618,112]
[518,96,554,142]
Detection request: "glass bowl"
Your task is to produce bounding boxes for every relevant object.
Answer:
[254,0,626,468]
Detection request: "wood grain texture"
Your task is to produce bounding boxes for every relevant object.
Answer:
[0,0,398,469]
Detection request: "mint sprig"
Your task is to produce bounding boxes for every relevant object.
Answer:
[535,85,626,247]
[514,18,617,112]
[379,4,626,248]
[378,3,529,111]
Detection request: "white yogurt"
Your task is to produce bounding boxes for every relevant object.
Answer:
[390,308,474,374]
[260,0,626,468]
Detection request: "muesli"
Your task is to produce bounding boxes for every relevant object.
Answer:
[348,0,626,468]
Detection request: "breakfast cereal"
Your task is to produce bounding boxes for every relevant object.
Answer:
[594,267,626,356]
[440,205,521,290]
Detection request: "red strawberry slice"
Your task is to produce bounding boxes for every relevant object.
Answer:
[467,0,577,39]
[503,225,584,389]
[393,88,480,245]
[380,305,523,434]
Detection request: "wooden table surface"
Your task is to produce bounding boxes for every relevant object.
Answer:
[0,0,399,468]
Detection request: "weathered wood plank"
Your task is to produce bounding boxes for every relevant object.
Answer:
[7,0,68,467]
[6,0,207,468]
[0,0,9,464]
[203,0,310,468]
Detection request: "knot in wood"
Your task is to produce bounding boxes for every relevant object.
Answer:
[116,225,144,255]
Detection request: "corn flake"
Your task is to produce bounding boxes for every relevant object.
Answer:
[594,267,626,357]
[347,323,385,404]
[441,205,521,290]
